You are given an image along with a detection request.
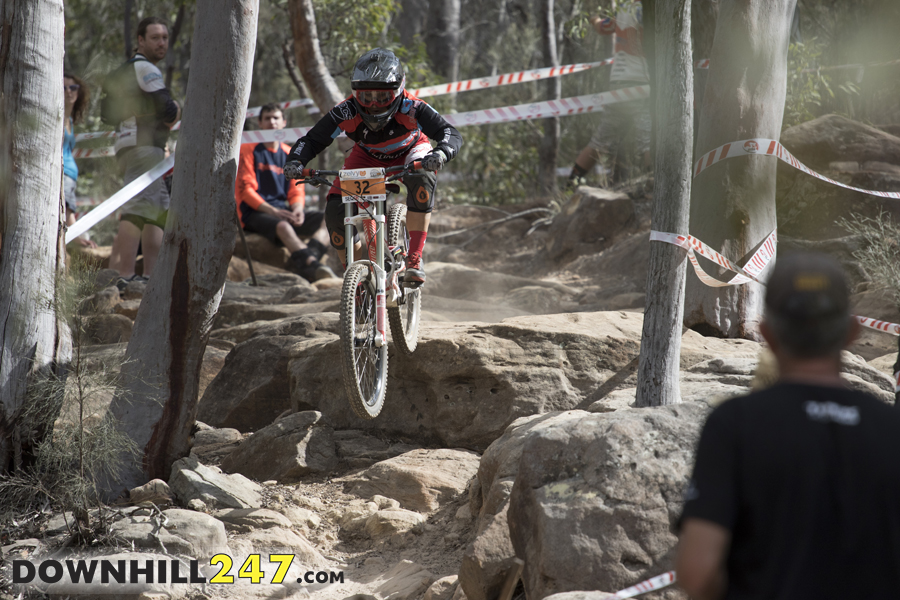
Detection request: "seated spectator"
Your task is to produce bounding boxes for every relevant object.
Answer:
[677,252,900,600]
[63,72,97,249]
[236,103,334,282]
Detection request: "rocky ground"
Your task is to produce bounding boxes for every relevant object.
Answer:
[2,114,900,600]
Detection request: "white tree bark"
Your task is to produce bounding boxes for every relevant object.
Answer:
[0,0,71,473]
[683,0,796,338]
[426,0,461,82]
[635,0,693,407]
[105,0,259,493]
[288,0,354,153]
[537,0,560,197]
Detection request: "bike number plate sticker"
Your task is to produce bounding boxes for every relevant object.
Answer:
[340,168,387,203]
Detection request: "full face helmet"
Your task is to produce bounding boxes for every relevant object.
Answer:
[350,48,406,131]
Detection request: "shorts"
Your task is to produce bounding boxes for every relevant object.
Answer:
[324,142,435,249]
[588,82,651,156]
[242,209,326,246]
[117,146,170,229]
[63,175,77,213]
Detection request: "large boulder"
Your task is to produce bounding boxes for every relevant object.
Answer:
[289,311,760,451]
[168,456,262,509]
[233,232,291,269]
[781,113,900,170]
[507,406,707,600]
[213,301,340,330]
[460,412,594,600]
[221,411,337,482]
[546,188,637,264]
[109,508,229,557]
[343,449,480,512]
[197,336,310,432]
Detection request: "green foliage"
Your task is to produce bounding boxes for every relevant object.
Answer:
[446,123,542,204]
[784,39,859,128]
[314,0,399,76]
[839,212,900,309]
[0,258,137,541]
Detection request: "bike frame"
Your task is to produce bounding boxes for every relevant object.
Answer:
[298,162,422,348]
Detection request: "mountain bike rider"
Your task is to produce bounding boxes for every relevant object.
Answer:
[283,48,463,285]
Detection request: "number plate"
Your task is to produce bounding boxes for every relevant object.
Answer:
[339,168,387,203]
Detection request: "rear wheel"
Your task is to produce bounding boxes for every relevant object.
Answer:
[339,262,388,419]
[387,203,421,355]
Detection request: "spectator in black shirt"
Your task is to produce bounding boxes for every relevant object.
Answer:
[677,252,900,600]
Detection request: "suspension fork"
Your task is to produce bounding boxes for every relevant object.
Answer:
[345,201,387,346]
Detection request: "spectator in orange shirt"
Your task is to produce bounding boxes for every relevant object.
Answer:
[236,104,335,281]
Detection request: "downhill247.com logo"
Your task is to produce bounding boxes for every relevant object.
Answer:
[13,555,344,586]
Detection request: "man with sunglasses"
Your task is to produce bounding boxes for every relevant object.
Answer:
[284,48,463,285]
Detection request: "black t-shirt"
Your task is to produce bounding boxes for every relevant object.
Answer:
[680,383,900,600]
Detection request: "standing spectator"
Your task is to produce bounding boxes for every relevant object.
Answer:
[103,16,181,288]
[567,0,650,188]
[676,252,900,600]
[63,72,97,249]
[236,104,334,281]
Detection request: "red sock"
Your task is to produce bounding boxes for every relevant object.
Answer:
[408,231,427,256]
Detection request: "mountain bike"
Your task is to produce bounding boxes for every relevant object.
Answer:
[296,163,425,419]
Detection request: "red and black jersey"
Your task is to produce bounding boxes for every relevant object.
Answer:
[289,91,463,165]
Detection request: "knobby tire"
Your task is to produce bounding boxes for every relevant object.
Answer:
[387,203,422,355]
[340,262,388,419]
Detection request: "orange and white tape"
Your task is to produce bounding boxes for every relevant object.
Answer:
[651,229,900,337]
[612,571,675,599]
[75,85,652,158]
[409,60,614,97]
[694,138,900,200]
[649,229,777,287]
[444,84,649,127]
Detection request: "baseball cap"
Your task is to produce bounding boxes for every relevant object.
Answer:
[764,252,850,320]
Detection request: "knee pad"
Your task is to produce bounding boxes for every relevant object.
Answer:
[325,195,348,249]
[404,170,437,213]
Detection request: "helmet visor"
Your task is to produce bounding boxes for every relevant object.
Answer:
[354,88,401,110]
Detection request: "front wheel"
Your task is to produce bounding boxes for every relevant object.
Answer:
[339,263,388,419]
[387,203,422,355]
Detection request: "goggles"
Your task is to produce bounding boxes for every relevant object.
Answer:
[353,86,403,110]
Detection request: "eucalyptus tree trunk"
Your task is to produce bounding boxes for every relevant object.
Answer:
[105,0,259,494]
[537,0,560,197]
[0,0,71,473]
[691,0,718,143]
[635,0,692,407]
[426,0,460,82]
[683,0,796,338]
[124,0,134,58]
[288,0,354,152]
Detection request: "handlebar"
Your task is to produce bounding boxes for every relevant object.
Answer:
[298,161,425,181]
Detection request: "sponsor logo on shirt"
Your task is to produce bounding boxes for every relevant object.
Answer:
[804,401,860,426]
[142,72,163,85]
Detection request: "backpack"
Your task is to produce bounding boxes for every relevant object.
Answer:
[99,56,148,126]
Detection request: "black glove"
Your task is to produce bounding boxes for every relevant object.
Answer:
[422,150,446,172]
[283,161,304,179]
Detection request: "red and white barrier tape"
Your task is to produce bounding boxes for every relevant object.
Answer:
[695,59,710,69]
[649,229,777,287]
[894,370,900,393]
[443,84,649,127]
[75,99,318,143]
[65,153,175,244]
[694,138,900,200]
[651,229,900,337]
[75,85,651,158]
[612,570,676,599]
[409,60,613,97]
